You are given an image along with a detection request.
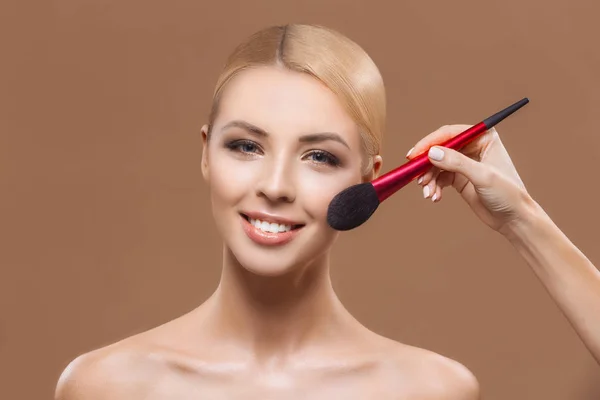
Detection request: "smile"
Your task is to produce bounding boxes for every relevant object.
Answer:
[240,213,305,246]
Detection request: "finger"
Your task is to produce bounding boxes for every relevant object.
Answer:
[427,177,443,202]
[417,166,439,186]
[431,170,459,202]
[422,168,440,199]
[436,170,456,189]
[427,146,493,188]
[435,172,480,207]
[432,184,442,202]
[406,124,473,160]
[435,170,473,203]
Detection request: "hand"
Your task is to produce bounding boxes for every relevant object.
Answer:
[406,124,534,234]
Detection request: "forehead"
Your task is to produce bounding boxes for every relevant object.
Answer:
[215,66,361,145]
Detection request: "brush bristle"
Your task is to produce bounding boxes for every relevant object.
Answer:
[326,183,380,231]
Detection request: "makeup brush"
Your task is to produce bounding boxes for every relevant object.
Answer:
[326,97,530,231]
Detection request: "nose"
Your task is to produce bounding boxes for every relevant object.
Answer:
[255,157,296,203]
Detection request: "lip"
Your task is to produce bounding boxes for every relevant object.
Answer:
[240,214,304,246]
[240,211,304,227]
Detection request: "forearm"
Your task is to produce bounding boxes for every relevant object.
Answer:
[502,197,600,364]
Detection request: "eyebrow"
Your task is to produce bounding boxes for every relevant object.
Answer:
[220,120,350,149]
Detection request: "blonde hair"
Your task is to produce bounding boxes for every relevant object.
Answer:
[208,24,386,172]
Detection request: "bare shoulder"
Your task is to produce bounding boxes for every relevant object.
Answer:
[375,337,480,400]
[55,347,122,400]
[52,314,196,400]
[54,309,208,399]
[54,342,159,400]
[409,347,480,400]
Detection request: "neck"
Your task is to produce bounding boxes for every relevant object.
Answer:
[206,245,353,362]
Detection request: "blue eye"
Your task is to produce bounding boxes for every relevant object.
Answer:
[226,140,260,154]
[306,150,340,167]
[240,142,257,153]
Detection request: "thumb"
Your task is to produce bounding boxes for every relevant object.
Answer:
[427,146,491,187]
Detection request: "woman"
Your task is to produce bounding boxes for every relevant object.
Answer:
[55,24,600,399]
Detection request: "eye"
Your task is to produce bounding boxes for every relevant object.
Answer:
[225,139,262,155]
[304,150,340,167]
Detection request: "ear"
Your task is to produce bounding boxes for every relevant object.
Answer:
[371,154,383,179]
[362,154,383,182]
[200,124,210,182]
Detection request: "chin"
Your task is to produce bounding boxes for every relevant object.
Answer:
[227,237,312,277]
[235,254,302,277]
[228,229,336,279]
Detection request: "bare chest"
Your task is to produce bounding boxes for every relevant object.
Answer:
[139,367,410,400]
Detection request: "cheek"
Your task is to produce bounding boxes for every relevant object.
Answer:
[208,155,257,206]
[299,169,361,220]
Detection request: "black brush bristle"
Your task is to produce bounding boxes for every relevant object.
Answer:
[326,183,380,231]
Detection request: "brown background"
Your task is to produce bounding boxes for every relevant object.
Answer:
[1,0,599,398]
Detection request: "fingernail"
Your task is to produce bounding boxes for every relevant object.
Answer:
[417,175,423,185]
[428,147,444,161]
[423,185,430,198]
[432,193,437,202]
[406,147,414,158]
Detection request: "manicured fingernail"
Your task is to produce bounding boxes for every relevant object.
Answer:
[432,193,437,202]
[428,146,444,161]
[417,175,423,185]
[406,147,414,158]
[423,185,430,198]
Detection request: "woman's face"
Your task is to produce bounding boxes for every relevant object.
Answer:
[201,66,380,276]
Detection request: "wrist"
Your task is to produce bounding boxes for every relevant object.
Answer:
[499,191,549,242]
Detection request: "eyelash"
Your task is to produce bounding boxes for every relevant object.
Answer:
[226,140,260,155]
[306,150,340,167]
[225,140,341,167]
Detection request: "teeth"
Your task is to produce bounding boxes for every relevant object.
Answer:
[249,218,292,233]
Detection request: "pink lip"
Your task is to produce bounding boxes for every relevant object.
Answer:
[240,211,304,227]
[240,215,303,246]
